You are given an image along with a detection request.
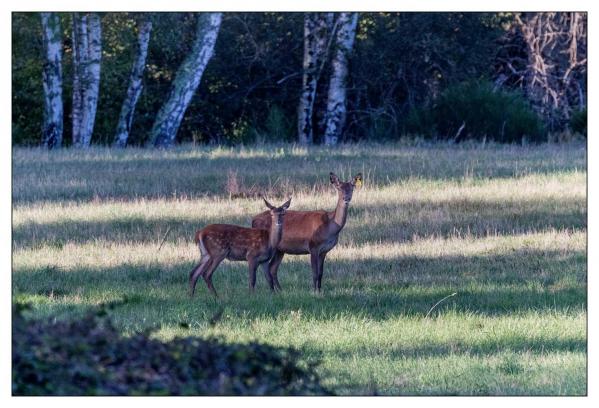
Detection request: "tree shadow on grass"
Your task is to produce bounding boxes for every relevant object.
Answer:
[12,144,586,204]
[344,196,586,245]
[12,215,252,251]
[12,154,355,204]
[12,196,586,250]
[312,335,586,360]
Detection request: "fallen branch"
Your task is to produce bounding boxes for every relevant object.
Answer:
[425,292,457,319]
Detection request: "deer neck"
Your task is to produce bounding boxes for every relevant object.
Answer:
[268,218,284,249]
[331,196,350,232]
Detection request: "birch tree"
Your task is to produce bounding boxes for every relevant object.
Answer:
[113,17,152,148]
[148,13,222,148]
[82,13,102,147]
[72,13,102,148]
[71,13,85,147]
[323,12,358,146]
[40,12,63,148]
[297,13,334,145]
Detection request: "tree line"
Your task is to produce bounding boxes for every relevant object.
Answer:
[14,12,586,148]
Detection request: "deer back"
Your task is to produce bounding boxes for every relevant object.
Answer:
[252,209,334,253]
[199,224,269,259]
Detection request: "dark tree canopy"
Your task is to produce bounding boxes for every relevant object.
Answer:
[12,12,587,147]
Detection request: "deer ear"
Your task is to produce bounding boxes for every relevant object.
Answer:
[281,198,292,210]
[330,172,340,186]
[353,173,363,189]
[263,197,275,210]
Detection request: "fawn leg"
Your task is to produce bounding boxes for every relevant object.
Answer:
[248,259,259,292]
[268,251,285,291]
[203,254,225,298]
[189,256,211,297]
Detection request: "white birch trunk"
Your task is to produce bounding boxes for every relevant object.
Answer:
[71,13,86,147]
[297,13,333,145]
[323,12,358,146]
[114,17,152,148]
[71,13,101,148]
[80,13,102,147]
[149,13,222,148]
[40,12,63,148]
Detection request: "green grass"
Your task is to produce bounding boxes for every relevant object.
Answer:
[12,141,587,395]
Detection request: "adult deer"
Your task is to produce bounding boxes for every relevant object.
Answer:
[252,172,362,292]
[189,197,291,297]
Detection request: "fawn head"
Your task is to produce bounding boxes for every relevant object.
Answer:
[262,197,292,225]
[330,172,363,203]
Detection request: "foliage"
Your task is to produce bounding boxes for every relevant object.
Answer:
[348,13,509,141]
[12,13,44,146]
[12,303,330,396]
[405,80,544,143]
[12,12,523,146]
[255,104,295,143]
[569,109,586,136]
[12,12,588,146]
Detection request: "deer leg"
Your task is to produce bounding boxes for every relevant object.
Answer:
[268,251,285,291]
[189,256,211,297]
[310,250,320,292]
[203,254,225,298]
[317,252,327,292]
[248,259,259,293]
[189,262,201,281]
[262,263,275,292]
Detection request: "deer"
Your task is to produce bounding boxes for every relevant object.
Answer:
[189,197,291,297]
[251,172,362,292]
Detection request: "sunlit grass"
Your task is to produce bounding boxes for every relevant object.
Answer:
[12,142,587,395]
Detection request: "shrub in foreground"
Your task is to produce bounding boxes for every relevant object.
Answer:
[12,305,330,396]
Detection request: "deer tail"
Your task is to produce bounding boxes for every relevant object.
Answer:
[194,230,209,257]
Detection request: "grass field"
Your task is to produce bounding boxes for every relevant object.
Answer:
[12,141,587,395]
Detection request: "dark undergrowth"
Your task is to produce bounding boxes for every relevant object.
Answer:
[12,303,330,396]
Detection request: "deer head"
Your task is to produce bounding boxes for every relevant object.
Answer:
[263,197,292,225]
[330,172,362,203]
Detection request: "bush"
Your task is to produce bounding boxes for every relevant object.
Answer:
[404,107,435,139]
[569,108,587,136]
[262,105,294,143]
[405,80,544,143]
[12,304,330,396]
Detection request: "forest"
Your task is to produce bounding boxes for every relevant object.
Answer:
[13,12,587,148]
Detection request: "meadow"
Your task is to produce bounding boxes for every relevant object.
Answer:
[12,141,587,395]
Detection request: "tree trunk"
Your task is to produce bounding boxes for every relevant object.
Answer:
[114,17,152,148]
[80,13,102,147]
[71,13,86,147]
[71,13,102,148]
[40,13,63,149]
[323,12,358,146]
[513,12,587,130]
[148,13,222,148]
[297,13,333,145]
